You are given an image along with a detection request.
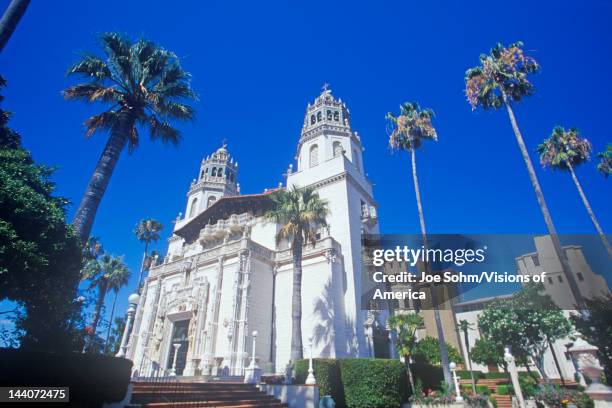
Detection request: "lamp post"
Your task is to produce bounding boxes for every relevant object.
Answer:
[306,336,316,385]
[244,330,262,384]
[449,362,463,402]
[504,347,525,408]
[116,293,140,358]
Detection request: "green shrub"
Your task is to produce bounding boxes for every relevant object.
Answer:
[295,359,344,406]
[484,372,510,379]
[519,371,540,379]
[340,359,407,408]
[489,396,498,408]
[496,385,509,395]
[476,385,491,395]
[457,370,485,380]
[411,361,444,391]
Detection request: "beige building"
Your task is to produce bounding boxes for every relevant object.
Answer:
[454,235,611,380]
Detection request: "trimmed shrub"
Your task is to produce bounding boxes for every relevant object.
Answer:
[476,385,491,395]
[411,361,444,391]
[496,385,509,395]
[295,358,344,406]
[340,359,407,408]
[484,372,510,379]
[457,370,485,380]
[0,348,132,407]
[489,396,498,408]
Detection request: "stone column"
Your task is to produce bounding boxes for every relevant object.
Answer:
[202,255,225,375]
[116,293,140,358]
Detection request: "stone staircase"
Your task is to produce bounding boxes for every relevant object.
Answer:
[460,379,511,408]
[129,380,288,408]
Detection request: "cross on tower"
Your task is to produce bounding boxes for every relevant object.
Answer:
[221,137,228,147]
[321,82,331,93]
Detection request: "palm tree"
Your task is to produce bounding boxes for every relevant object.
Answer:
[596,144,612,178]
[82,236,104,262]
[81,254,130,352]
[388,313,424,393]
[537,127,612,258]
[0,0,31,52]
[265,185,329,363]
[134,218,163,291]
[465,41,585,310]
[64,32,196,245]
[386,102,452,386]
[457,319,477,393]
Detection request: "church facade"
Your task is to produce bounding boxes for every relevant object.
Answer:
[127,87,391,377]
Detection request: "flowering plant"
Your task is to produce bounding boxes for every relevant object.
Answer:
[535,385,594,408]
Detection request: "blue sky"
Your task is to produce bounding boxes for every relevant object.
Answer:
[1,0,610,327]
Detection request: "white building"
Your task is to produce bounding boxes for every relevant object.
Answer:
[454,235,611,380]
[126,87,389,377]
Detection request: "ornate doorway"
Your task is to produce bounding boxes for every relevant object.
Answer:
[167,319,190,375]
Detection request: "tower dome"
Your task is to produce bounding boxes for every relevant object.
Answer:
[183,143,239,220]
[302,84,352,135]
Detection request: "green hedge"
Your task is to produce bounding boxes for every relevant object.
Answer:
[476,385,491,395]
[340,359,407,408]
[457,370,485,380]
[484,372,510,379]
[295,359,344,406]
[411,361,444,390]
[496,385,509,395]
[295,358,406,408]
[0,348,132,407]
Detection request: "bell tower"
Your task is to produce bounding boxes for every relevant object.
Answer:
[287,85,379,358]
[295,84,364,172]
[184,144,239,220]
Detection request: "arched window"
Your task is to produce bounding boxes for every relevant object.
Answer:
[317,111,322,122]
[333,141,343,157]
[311,115,316,125]
[211,167,217,177]
[353,149,361,172]
[207,196,217,208]
[333,111,339,121]
[217,167,223,177]
[189,198,198,218]
[309,144,319,168]
[327,110,332,120]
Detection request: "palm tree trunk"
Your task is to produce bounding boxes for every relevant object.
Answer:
[103,290,119,354]
[137,241,149,293]
[501,93,585,311]
[72,112,133,245]
[463,329,477,393]
[0,0,30,52]
[567,162,612,258]
[290,235,304,363]
[405,358,416,394]
[410,147,453,386]
[85,281,108,352]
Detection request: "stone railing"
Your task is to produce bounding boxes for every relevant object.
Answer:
[199,213,251,243]
[275,235,341,264]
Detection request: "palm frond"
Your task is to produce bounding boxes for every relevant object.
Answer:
[67,54,112,80]
[149,115,181,145]
[84,111,119,137]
